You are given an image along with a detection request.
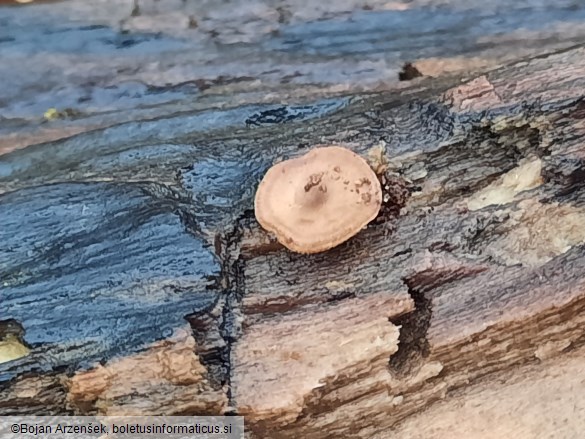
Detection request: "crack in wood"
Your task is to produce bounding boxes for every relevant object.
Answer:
[388,285,432,377]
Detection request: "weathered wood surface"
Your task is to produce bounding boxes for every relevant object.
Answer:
[4,0,585,155]
[2,1,585,438]
[381,345,585,439]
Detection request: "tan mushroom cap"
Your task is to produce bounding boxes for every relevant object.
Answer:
[254,146,382,253]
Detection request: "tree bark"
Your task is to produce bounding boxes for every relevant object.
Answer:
[2,1,585,438]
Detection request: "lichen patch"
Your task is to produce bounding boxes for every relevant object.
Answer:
[467,158,543,211]
[0,335,30,365]
[485,199,585,267]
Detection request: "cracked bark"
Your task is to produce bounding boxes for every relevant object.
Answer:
[226,50,585,438]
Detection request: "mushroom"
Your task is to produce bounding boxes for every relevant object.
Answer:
[254,145,382,253]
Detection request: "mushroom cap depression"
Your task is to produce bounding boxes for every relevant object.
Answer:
[254,146,382,253]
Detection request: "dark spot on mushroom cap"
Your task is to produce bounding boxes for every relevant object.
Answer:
[304,173,324,192]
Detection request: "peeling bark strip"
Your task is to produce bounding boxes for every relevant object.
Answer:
[67,328,227,415]
[3,1,585,438]
[232,293,411,425]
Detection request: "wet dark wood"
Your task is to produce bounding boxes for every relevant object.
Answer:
[2,1,585,438]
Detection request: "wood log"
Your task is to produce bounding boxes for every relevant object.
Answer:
[2,1,585,438]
